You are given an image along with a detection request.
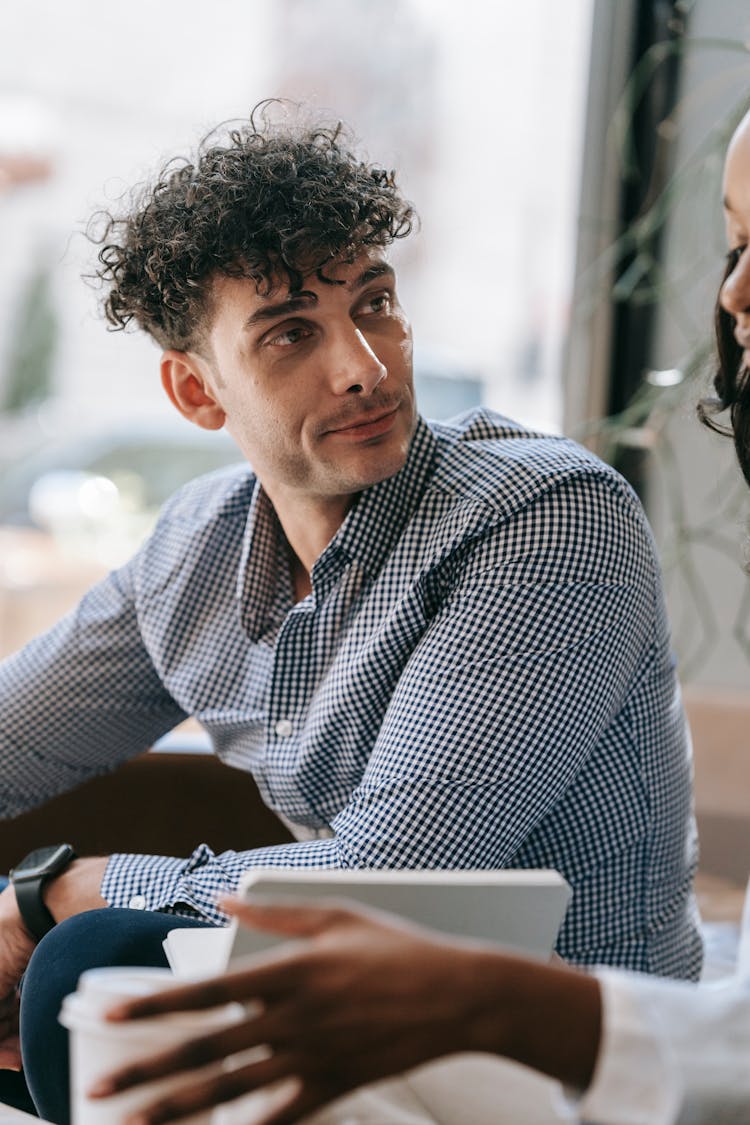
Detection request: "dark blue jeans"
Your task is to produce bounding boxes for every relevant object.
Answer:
[0,908,213,1125]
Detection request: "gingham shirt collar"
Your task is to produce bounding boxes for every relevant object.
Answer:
[237,415,437,638]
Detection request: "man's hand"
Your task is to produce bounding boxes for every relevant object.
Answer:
[88,896,602,1125]
[0,856,109,1072]
[0,885,37,1070]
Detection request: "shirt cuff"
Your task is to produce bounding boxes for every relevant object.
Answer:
[577,969,682,1125]
[101,845,228,922]
[101,838,344,924]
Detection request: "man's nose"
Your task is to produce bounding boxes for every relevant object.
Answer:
[328,327,387,396]
[720,252,750,319]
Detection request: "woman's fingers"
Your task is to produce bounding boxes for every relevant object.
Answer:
[92,995,320,1098]
[116,1053,301,1125]
[90,1022,266,1096]
[116,1050,384,1125]
[220,896,361,940]
[106,954,296,1022]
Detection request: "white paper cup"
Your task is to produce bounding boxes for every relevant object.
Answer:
[59,966,243,1125]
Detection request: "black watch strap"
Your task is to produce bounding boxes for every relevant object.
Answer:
[13,878,57,942]
[10,844,77,942]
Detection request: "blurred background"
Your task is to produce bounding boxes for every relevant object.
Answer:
[0,0,749,694]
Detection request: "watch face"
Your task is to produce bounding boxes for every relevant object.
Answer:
[10,844,75,881]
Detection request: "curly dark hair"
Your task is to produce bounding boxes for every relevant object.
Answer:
[698,248,750,490]
[89,102,416,353]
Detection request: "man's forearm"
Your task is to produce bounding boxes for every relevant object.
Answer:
[43,857,109,921]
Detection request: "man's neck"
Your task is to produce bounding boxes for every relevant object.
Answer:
[264,485,353,602]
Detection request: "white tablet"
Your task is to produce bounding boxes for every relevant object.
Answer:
[229,868,571,964]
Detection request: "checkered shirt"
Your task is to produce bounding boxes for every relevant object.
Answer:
[0,410,702,977]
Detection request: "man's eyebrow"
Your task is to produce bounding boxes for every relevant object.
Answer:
[723,195,736,213]
[243,291,318,329]
[350,262,395,290]
[241,264,394,330]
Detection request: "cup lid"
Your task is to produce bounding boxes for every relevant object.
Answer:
[77,967,177,1002]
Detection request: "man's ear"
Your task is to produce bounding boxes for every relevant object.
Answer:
[160,351,226,431]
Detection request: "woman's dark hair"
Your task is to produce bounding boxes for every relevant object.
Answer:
[698,249,750,489]
[89,102,416,353]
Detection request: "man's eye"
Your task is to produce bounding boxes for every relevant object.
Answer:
[728,245,746,266]
[359,292,392,316]
[267,325,312,347]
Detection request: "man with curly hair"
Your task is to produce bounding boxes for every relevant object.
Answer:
[0,104,700,1123]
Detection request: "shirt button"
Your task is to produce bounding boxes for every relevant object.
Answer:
[274,719,293,738]
[128,894,147,910]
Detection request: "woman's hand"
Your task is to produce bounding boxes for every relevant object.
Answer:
[89,895,601,1125]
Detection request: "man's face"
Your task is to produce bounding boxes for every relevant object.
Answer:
[193,250,416,511]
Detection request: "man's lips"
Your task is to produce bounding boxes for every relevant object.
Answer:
[322,405,400,438]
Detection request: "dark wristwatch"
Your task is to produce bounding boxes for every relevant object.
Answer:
[10,844,77,941]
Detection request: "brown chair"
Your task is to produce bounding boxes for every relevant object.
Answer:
[0,750,294,872]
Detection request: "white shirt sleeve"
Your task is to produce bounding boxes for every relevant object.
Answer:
[577,969,683,1124]
[580,956,750,1124]
[579,877,750,1124]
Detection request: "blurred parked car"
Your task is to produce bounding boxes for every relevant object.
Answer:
[0,422,241,657]
[0,421,241,529]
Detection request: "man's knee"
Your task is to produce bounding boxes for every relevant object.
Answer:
[24,910,116,1011]
[24,907,179,1000]
[19,911,120,1125]
[20,908,192,1125]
